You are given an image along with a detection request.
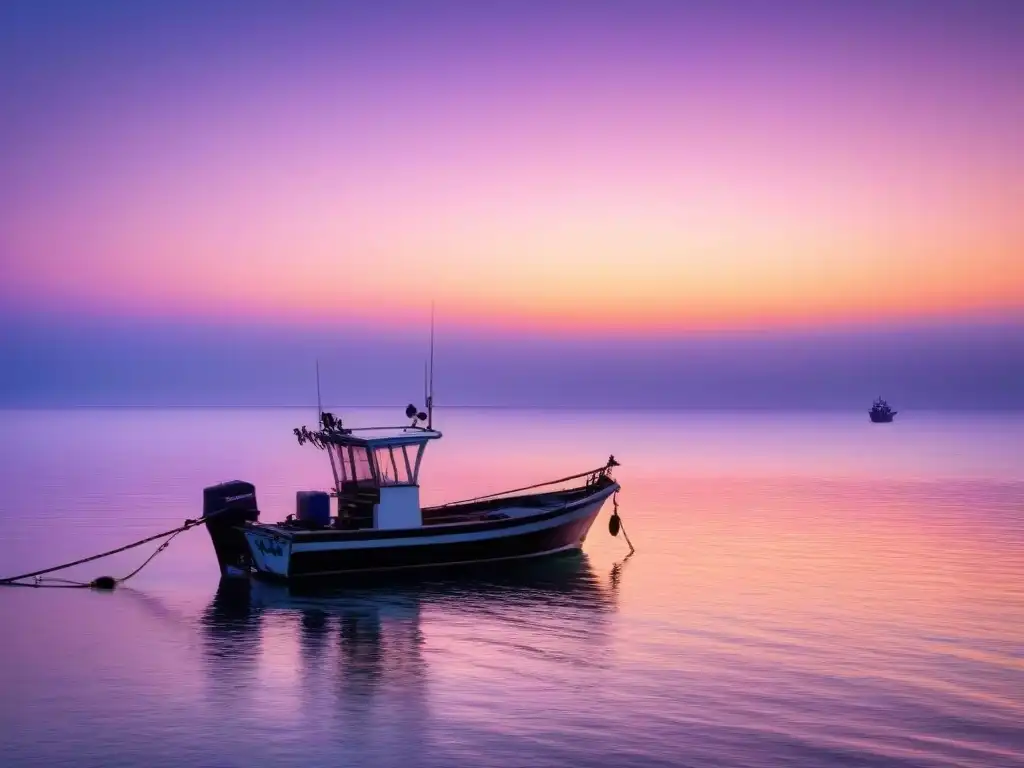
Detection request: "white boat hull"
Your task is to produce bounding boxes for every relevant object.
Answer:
[239,482,617,582]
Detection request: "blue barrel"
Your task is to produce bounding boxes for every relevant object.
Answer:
[296,491,331,527]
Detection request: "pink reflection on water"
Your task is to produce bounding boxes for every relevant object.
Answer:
[1,408,1022,766]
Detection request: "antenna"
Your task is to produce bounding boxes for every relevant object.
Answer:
[427,301,435,429]
[315,358,323,420]
[316,357,342,492]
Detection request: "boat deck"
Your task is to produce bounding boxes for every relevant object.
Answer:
[251,481,610,540]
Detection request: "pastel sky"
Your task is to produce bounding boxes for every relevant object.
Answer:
[1,1,1022,406]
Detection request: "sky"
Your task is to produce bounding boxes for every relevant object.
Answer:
[1,0,1022,407]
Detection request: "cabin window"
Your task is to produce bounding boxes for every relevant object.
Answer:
[411,442,427,483]
[374,446,412,486]
[350,446,376,484]
[330,445,351,483]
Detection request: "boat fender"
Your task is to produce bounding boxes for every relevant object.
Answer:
[608,492,635,554]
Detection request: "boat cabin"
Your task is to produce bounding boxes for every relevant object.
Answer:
[324,427,442,531]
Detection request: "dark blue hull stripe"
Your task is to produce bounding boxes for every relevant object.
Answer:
[286,507,601,578]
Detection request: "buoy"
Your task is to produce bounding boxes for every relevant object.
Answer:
[1,511,221,591]
[607,491,635,554]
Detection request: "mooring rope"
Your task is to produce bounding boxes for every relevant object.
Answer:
[0,457,632,590]
[0,509,228,590]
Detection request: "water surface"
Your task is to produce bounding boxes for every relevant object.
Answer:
[1,408,1022,767]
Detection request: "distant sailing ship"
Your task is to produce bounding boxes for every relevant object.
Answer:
[869,397,897,423]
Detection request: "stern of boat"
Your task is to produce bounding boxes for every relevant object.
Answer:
[202,481,260,578]
[243,529,292,579]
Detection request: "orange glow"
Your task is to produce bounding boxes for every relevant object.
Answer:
[14,202,1019,335]
[3,1,1023,339]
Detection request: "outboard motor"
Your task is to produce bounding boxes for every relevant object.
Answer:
[203,481,260,577]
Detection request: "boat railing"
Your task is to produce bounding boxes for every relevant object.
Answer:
[429,456,619,510]
[342,425,438,434]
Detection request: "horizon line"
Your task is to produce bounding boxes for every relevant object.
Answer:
[1,403,1022,413]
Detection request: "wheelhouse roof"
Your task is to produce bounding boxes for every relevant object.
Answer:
[324,427,442,448]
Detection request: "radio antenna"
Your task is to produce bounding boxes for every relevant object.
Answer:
[316,357,342,490]
[427,301,435,429]
[315,358,323,421]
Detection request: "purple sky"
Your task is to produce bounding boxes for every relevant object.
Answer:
[1,1,1022,407]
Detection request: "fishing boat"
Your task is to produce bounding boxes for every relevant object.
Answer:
[869,397,897,423]
[201,404,622,583]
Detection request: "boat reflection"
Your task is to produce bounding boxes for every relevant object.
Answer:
[198,553,620,718]
[203,552,620,615]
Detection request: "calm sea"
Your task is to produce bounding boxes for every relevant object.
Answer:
[0,408,1022,768]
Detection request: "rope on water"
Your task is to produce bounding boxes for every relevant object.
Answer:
[0,508,228,590]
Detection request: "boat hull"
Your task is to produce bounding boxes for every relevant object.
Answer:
[869,412,895,423]
[241,483,617,583]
